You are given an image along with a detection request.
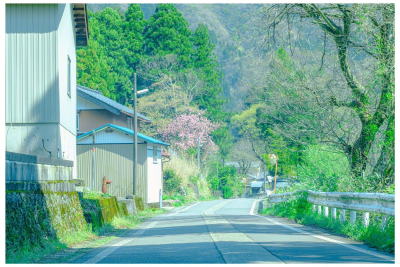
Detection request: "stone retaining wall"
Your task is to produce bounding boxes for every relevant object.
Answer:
[6,181,87,253]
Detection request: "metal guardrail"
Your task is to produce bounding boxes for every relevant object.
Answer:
[267,190,395,229]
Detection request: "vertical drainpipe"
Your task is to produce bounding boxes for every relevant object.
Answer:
[92,129,96,190]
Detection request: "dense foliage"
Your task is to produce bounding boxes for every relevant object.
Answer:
[81,4,394,195]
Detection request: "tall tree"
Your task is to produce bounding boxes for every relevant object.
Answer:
[124,4,146,73]
[192,23,226,121]
[143,4,194,67]
[90,7,133,104]
[244,4,394,183]
[77,11,117,99]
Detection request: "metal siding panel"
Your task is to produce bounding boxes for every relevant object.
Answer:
[6,4,59,124]
[76,144,148,200]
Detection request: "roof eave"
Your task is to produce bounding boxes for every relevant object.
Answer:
[73,4,89,47]
[77,90,120,115]
[120,110,152,123]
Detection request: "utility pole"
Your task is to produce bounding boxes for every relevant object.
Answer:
[92,129,96,190]
[235,176,237,198]
[264,163,267,195]
[133,73,138,196]
[132,73,148,197]
[197,136,200,169]
[216,154,218,181]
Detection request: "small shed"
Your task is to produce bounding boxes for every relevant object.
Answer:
[76,124,169,204]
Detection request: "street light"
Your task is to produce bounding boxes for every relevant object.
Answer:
[132,73,148,197]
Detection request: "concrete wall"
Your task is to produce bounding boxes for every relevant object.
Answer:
[6,151,73,181]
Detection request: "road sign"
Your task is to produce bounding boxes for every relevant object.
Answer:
[269,154,277,165]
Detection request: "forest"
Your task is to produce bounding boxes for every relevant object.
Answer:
[77,3,394,199]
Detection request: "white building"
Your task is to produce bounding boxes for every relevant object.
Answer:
[5,4,89,178]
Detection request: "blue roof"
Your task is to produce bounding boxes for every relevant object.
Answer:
[77,85,151,122]
[77,124,170,146]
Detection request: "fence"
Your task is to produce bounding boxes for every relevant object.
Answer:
[267,190,395,229]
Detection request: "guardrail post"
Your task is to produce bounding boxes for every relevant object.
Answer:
[323,206,329,218]
[350,211,356,225]
[331,208,336,220]
[317,205,321,215]
[362,212,369,227]
[339,209,346,223]
[312,205,316,213]
[381,215,389,230]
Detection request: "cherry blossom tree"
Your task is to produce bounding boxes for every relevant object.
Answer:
[160,111,220,157]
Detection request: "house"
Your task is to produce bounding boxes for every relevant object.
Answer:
[5,4,89,179]
[76,85,151,135]
[76,124,169,204]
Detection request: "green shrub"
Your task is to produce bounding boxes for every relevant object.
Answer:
[297,145,352,192]
[222,186,233,199]
[163,168,181,195]
[263,196,395,253]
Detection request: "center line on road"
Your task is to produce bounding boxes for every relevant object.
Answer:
[253,214,394,262]
[83,221,158,264]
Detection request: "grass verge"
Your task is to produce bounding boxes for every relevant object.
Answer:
[260,195,395,253]
[6,207,166,264]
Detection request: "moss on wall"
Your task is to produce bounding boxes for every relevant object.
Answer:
[6,182,87,254]
[79,194,129,231]
[134,197,144,211]
[6,181,129,256]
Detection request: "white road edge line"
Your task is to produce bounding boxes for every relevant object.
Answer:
[251,203,394,262]
[249,200,257,215]
[83,221,158,264]
[167,202,201,216]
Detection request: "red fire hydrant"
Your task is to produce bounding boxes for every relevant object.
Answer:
[102,176,112,194]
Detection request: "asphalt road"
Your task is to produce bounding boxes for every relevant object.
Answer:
[70,199,394,264]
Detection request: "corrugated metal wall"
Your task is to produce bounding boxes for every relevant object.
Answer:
[76,144,148,200]
[57,4,77,134]
[6,4,60,123]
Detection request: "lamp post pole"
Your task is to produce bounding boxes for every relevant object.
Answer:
[133,73,138,196]
[197,136,200,169]
[132,74,149,198]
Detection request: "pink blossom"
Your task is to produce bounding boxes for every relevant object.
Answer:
[159,111,220,155]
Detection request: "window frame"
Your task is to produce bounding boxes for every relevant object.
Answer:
[127,117,133,130]
[153,146,158,163]
[67,56,71,98]
[76,113,79,131]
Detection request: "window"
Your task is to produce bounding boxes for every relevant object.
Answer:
[76,114,79,131]
[127,117,132,129]
[67,56,71,97]
[153,146,157,162]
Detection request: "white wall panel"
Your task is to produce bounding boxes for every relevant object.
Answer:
[77,129,144,145]
[59,124,77,178]
[147,145,162,203]
[58,4,76,134]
